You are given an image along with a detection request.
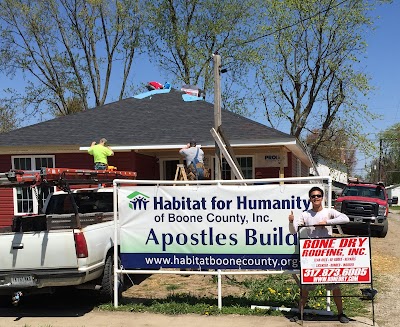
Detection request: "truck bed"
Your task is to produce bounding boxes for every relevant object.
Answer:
[8,212,114,232]
[0,230,78,271]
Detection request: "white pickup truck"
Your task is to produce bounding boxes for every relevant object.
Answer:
[0,168,146,305]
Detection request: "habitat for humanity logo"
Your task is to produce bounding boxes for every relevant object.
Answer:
[127,191,150,210]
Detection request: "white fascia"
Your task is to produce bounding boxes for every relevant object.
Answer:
[79,139,297,151]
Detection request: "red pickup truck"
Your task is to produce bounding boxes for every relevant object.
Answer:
[334,178,389,238]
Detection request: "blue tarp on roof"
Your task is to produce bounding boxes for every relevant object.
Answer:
[133,88,171,99]
[182,94,204,102]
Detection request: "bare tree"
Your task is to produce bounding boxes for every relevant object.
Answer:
[373,124,400,185]
[253,0,385,157]
[143,0,260,105]
[0,0,143,117]
[305,126,357,175]
[0,102,17,133]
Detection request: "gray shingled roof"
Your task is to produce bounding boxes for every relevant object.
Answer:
[0,89,294,147]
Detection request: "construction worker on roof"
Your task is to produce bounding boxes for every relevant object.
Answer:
[179,139,205,180]
[88,138,114,170]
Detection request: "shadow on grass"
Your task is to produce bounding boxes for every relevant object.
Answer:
[110,293,299,316]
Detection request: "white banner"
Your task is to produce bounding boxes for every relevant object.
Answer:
[118,183,321,270]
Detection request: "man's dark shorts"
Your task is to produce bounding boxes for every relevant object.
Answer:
[95,163,107,170]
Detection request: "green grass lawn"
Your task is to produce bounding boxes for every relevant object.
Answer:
[389,205,400,212]
[100,274,372,318]
[20,274,376,327]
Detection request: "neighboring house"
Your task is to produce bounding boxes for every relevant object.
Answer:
[310,162,347,203]
[310,157,347,199]
[311,162,347,187]
[0,89,313,227]
[385,184,400,202]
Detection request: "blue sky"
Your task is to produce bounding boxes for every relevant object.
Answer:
[351,1,400,175]
[124,2,400,177]
[0,2,399,177]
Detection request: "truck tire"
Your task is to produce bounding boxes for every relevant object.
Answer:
[99,254,124,302]
[376,219,389,238]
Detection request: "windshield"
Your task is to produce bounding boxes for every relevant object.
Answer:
[342,186,385,200]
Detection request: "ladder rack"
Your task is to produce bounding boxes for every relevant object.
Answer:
[0,167,137,230]
[0,167,137,188]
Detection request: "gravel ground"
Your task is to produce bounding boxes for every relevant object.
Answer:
[367,211,400,327]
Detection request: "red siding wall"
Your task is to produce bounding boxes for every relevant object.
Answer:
[288,152,310,178]
[135,153,160,180]
[0,189,13,228]
[111,152,135,171]
[255,167,279,178]
[0,155,13,227]
[0,154,12,171]
[55,153,95,170]
[291,152,296,177]
[301,161,309,177]
[55,152,159,179]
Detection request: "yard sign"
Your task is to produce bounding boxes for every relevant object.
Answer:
[300,236,372,284]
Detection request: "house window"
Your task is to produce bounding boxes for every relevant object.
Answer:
[219,156,253,180]
[238,157,253,179]
[12,155,55,215]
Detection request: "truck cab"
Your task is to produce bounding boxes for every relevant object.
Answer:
[334,178,389,237]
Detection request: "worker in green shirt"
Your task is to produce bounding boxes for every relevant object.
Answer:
[88,138,114,170]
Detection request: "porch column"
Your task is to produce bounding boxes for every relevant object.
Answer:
[279,147,285,184]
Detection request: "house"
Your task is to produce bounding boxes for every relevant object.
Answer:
[385,184,400,204]
[0,89,314,227]
[310,162,347,197]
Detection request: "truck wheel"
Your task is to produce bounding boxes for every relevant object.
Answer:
[376,219,389,238]
[99,254,124,302]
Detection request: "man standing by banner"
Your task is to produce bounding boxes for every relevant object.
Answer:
[288,186,350,324]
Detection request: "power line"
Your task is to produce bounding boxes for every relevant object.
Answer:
[240,0,349,45]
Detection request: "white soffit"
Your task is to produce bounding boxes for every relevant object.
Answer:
[79,139,313,167]
[79,140,297,151]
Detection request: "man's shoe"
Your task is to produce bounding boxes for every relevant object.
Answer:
[289,314,300,322]
[338,313,349,323]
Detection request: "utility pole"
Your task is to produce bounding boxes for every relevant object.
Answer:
[378,138,383,182]
[213,53,222,180]
[378,138,398,183]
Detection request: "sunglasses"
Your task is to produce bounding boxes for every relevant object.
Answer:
[310,194,322,199]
